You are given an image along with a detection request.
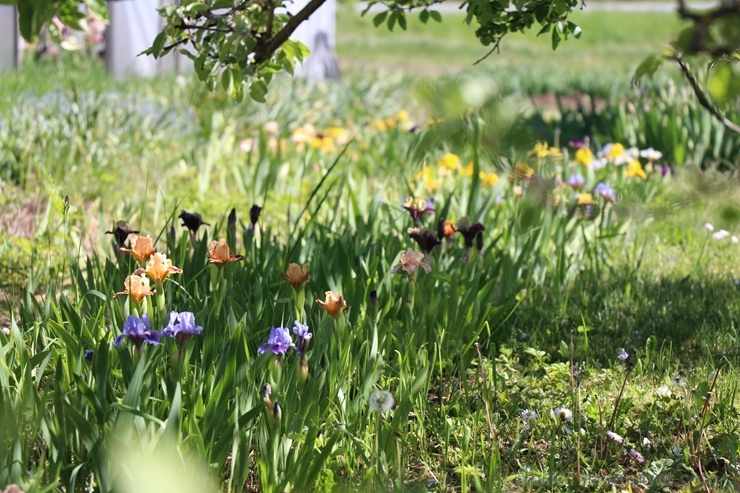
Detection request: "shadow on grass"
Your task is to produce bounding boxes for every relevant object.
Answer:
[508,269,740,366]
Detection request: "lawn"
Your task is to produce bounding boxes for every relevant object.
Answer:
[1,31,739,493]
[336,6,688,89]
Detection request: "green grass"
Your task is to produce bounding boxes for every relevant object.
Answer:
[337,7,687,92]
[2,59,740,492]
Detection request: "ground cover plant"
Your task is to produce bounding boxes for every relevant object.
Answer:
[2,58,740,492]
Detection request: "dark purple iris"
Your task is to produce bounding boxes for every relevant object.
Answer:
[105,221,139,246]
[179,210,210,235]
[408,227,442,253]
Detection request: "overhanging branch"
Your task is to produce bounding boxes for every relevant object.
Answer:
[674,57,740,135]
[253,0,328,64]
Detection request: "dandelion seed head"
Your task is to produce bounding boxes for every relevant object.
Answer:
[369,390,395,413]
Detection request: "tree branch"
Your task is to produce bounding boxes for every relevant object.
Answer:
[253,0,328,64]
[674,57,740,135]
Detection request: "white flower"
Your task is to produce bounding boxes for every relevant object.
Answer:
[607,430,624,444]
[553,406,572,422]
[712,229,730,240]
[1,327,9,336]
[264,120,279,135]
[520,409,538,421]
[656,385,672,398]
[639,147,663,161]
[732,236,739,244]
[369,390,395,413]
[704,223,714,232]
[592,157,608,170]
[642,437,652,446]
[626,146,640,159]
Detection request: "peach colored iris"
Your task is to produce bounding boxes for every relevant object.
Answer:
[391,250,432,275]
[207,238,245,267]
[113,274,155,304]
[280,263,310,291]
[315,291,347,318]
[120,235,156,264]
[134,252,182,284]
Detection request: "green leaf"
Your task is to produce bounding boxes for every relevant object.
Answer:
[708,63,736,104]
[567,21,582,38]
[221,66,234,94]
[250,78,268,102]
[372,11,388,27]
[398,12,407,30]
[551,24,561,50]
[420,9,430,24]
[634,54,664,81]
[430,10,442,22]
[150,32,166,58]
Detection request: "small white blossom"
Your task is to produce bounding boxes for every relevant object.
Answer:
[639,147,663,161]
[642,437,652,446]
[656,385,672,398]
[712,229,730,240]
[520,409,538,421]
[1,327,9,336]
[553,406,572,422]
[704,223,714,232]
[732,236,739,244]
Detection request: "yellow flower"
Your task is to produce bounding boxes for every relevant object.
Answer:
[315,291,347,318]
[479,171,499,187]
[371,119,387,132]
[513,162,534,181]
[532,142,563,159]
[134,252,182,285]
[626,160,647,179]
[577,193,595,205]
[575,148,593,166]
[513,185,523,197]
[120,235,156,264]
[391,250,432,276]
[207,238,245,268]
[459,162,474,177]
[113,274,155,304]
[280,263,310,291]
[437,153,461,171]
[396,110,410,124]
[606,143,626,161]
[327,127,349,145]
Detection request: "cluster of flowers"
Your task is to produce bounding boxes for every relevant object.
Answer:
[107,208,253,348]
[396,196,486,271]
[413,152,500,193]
[520,406,645,465]
[114,311,203,348]
[705,222,740,243]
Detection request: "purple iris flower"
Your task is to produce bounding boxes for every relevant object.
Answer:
[114,314,160,348]
[568,137,588,149]
[258,327,294,356]
[161,311,203,343]
[567,174,585,190]
[292,320,313,356]
[594,182,617,203]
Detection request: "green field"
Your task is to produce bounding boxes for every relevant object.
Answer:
[1,21,739,492]
[337,7,687,81]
